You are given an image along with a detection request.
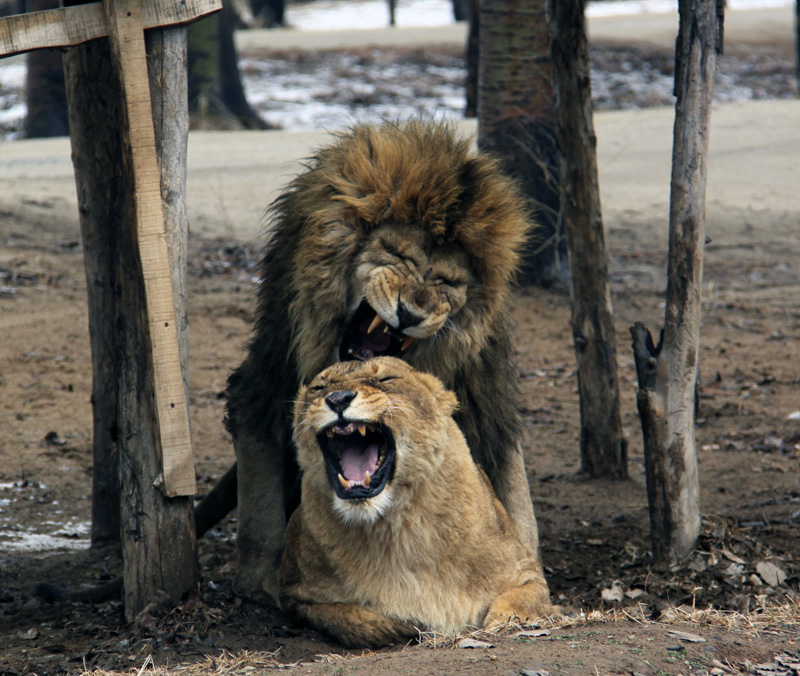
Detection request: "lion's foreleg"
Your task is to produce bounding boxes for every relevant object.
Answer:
[287,600,418,648]
[235,432,286,603]
[483,578,556,629]
[494,442,540,554]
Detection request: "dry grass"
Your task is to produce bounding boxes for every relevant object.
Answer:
[416,597,800,648]
[79,600,800,675]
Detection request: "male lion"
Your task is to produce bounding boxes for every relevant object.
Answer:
[280,358,555,647]
[221,121,540,600]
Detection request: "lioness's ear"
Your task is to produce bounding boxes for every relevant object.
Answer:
[440,390,458,416]
[414,371,458,416]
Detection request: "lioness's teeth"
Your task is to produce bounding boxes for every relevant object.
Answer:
[367,314,384,334]
[383,326,390,334]
[357,423,366,436]
[326,428,335,438]
[364,471,371,488]
[338,473,350,489]
[401,336,414,351]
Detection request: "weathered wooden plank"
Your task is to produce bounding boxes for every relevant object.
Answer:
[0,0,221,58]
[105,0,196,499]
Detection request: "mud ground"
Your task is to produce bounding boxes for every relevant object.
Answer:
[1,32,800,676]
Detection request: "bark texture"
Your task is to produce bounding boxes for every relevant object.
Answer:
[23,0,68,138]
[630,0,720,565]
[477,0,566,287]
[63,12,196,617]
[464,0,479,118]
[547,0,626,478]
[63,37,122,546]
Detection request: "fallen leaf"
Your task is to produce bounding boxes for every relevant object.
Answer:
[787,411,800,421]
[601,580,624,603]
[520,670,550,676]
[756,561,787,587]
[625,588,646,599]
[513,629,551,638]
[667,630,707,643]
[455,638,494,649]
[721,547,746,565]
[17,628,38,640]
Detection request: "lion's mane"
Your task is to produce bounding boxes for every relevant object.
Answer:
[226,122,532,501]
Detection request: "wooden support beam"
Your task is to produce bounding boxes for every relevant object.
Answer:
[103,0,195,498]
[0,0,220,57]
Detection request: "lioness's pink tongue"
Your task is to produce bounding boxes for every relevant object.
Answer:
[341,443,379,482]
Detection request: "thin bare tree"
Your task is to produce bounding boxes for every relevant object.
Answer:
[630,0,722,565]
[547,0,627,479]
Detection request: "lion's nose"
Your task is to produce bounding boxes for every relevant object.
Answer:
[396,300,423,330]
[325,390,356,415]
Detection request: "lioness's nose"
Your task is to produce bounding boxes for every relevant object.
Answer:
[396,300,423,330]
[325,390,356,415]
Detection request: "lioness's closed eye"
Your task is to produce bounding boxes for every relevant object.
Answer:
[279,357,556,648]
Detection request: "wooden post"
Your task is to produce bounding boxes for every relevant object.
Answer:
[547,0,627,479]
[630,0,721,565]
[63,31,125,546]
[1,0,220,618]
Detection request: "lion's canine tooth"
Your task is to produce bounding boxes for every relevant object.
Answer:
[357,423,366,436]
[364,471,371,488]
[337,473,350,490]
[401,336,414,351]
[367,314,384,334]
[326,428,335,438]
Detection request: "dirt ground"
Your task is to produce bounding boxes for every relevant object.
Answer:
[2,35,800,676]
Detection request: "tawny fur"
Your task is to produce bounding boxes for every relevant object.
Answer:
[279,358,555,648]
[224,121,541,599]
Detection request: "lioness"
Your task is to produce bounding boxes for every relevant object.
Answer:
[218,121,541,600]
[280,358,555,647]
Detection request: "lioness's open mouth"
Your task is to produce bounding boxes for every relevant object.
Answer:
[318,420,396,500]
[339,300,414,362]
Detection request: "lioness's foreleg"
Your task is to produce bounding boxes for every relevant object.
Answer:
[286,600,418,648]
[493,442,540,554]
[483,578,555,628]
[234,432,286,603]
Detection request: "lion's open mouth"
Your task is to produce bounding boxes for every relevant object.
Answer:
[339,300,414,362]
[318,420,396,501]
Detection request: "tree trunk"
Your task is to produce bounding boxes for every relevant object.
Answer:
[795,0,799,91]
[452,0,470,22]
[63,36,122,546]
[629,0,720,566]
[23,0,68,138]
[547,0,626,478]
[464,0,479,118]
[249,0,285,27]
[217,0,269,129]
[477,0,566,287]
[187,3,268,130]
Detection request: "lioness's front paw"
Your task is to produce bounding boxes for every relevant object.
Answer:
[484,587,558,629]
